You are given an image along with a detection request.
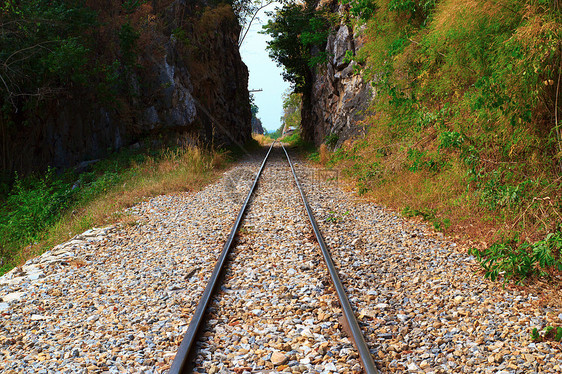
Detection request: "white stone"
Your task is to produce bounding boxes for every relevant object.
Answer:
[324,362,337,371]
[3,291,24,303]
[397,314,409,322]
[407,362,419,371]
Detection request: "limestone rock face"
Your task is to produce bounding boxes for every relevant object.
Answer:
[148,46,197,130]
[332,25,352,69]
[301,1,373,147]
[1,0,250,175]
[252,117,265,135]
[186,8,252,148]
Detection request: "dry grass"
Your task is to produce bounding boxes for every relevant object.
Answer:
[252,133,273,146]
[18,145,226,265]
[319,144,329,165]
[433,0,503,31]
[330,123,502,247]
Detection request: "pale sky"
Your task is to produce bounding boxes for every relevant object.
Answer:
[240,2,291,133]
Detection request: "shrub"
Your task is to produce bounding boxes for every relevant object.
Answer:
[469,232,562,283]
[0,169,74,255]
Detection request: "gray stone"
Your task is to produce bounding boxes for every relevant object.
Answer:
[332,25,352,69]
[301,21,372,147]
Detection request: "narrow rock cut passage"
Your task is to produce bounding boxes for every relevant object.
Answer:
[0,146,561,373]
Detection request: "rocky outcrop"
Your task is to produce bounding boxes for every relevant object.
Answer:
[251,117,265,134]
[301,1,373,147]
[0,1,251,175]
[185,6,252,148]
[5,42,201,173]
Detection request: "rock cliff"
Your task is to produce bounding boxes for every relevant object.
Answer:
[0,1,251,175]
[251,117,265,135]
[301,1,373,147]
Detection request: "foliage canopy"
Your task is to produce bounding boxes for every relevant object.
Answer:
[0,0,98,108]
[262,1,332,92]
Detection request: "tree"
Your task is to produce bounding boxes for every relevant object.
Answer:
[281,90,301,130]
[0,0,97,110]
[261,1,331,92]
[234,0,277,46]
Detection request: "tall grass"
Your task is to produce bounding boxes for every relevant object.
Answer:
[0,144,227,275]
[317,0,562,284]
[252,133,273,146]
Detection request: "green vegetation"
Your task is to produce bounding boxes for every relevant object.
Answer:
[265,91,303,140]
[342,0,378,21]
[0,143,228,275]
[469,232,562,284]
[532,326,562,342]
[0,0,98,106]
[282,92,302,130]
[279,92,310,149]
[267,127,284,139]
[262,0,333,92]
[326,210,350,223]
[341,0,562,284]
[268,0,562,285]
[402,206,451,231]
[281,130,301,144]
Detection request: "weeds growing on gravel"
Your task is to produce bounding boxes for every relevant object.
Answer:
[0,143,228,275]
[531,326,562,342]
[469,232,562,284]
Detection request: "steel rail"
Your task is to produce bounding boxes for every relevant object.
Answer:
[169,141,276,374]
[281,144,380,374]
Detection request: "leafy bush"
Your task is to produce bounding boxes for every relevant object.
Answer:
[0,170,74,255]
[477,172,533,211]
[438,131,464,152]
[342,0,378,21]
[469,232,562,283]
[263,1,332,92]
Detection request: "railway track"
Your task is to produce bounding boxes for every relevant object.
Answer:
[170,142,378,374]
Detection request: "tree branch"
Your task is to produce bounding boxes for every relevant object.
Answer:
[4,41,58,67]
[238,0,276,47]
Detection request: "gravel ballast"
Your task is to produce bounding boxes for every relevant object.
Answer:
[1,145,561,373]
